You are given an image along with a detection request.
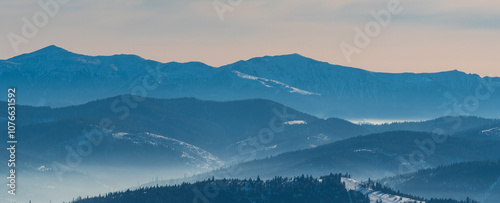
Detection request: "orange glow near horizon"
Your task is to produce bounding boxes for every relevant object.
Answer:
[1,0,499,77]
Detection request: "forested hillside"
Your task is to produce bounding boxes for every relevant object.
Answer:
[70,174,369,203]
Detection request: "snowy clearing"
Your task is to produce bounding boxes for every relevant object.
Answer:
[342,177,424,203]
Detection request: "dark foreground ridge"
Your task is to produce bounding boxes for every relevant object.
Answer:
[68,173,478,203]
[70,173,368,203]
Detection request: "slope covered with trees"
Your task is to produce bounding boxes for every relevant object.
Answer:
[70,173,369,203]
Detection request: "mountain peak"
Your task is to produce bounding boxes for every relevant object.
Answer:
[227,53,315,66]
[263,53,310,60]
[39,45,67,51]
[33,45,73,55]
[8,45,75,61]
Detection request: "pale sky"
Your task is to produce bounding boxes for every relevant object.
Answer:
[1,0,499,77]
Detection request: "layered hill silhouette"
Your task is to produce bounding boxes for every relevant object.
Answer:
[1,96,499,203]
[188,131,500,182]
[2,96,498,174]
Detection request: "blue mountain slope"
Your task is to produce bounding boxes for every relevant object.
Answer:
[1,45,499,119]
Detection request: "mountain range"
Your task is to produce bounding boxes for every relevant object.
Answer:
[2,45,499,120]
[2,46,500,202]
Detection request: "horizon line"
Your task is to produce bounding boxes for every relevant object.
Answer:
[3,44,496,78]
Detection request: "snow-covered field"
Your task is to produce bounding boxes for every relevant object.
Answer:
[342,177,424,203]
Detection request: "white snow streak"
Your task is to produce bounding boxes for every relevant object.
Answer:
[233,70,321,96]
[284,120,307,125]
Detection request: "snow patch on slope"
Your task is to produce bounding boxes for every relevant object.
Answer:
[354,149,374,153]
[342,177,424,203]
[233,70,321,96]
[112,132,129,139]
[307,134,329,142]
[481,127,500,136]
[109,131,223,169]
[284,120,307,125]
[145,133,223,169]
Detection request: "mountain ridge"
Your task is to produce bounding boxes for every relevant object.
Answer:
[4,45,480,75]
[2,45,500,119]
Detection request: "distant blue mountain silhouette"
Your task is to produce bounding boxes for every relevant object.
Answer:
[1,45,499,119]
